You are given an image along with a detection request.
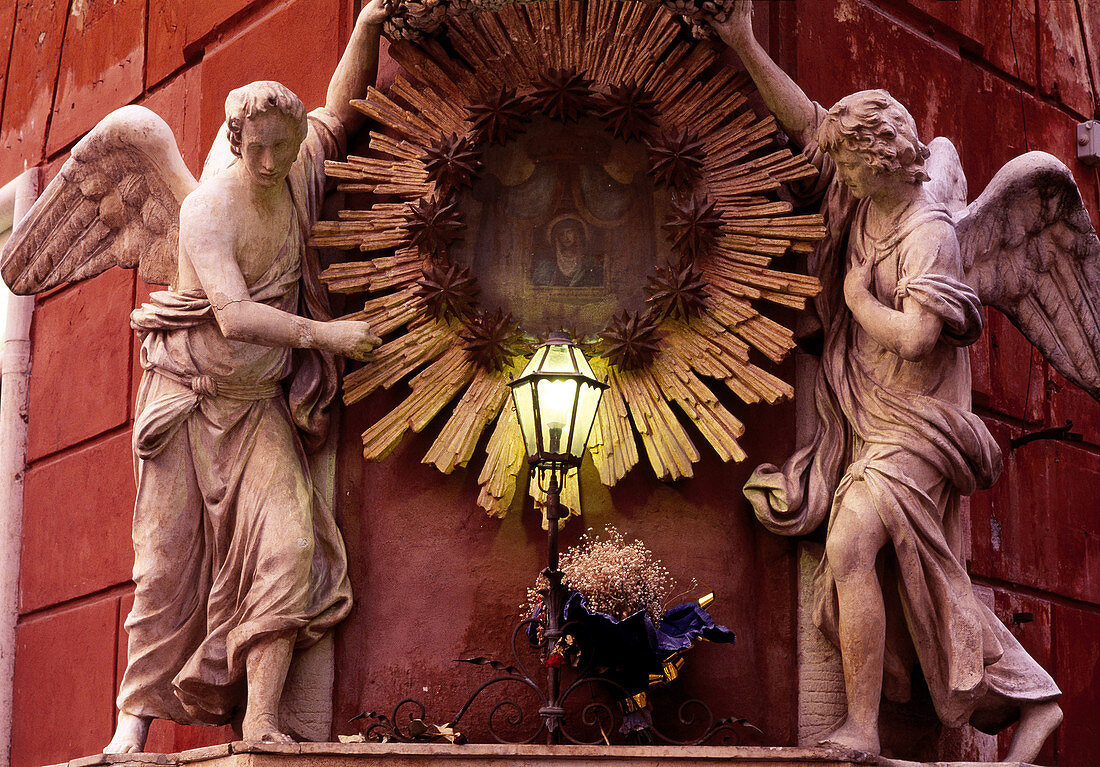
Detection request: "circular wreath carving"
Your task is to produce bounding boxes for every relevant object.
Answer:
[312,0,824,519]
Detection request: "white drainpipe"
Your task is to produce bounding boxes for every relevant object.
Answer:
[0,167,41,767]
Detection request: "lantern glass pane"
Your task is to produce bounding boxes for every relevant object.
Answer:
[569,381,602,458]
[536,377,578,455]
[519,346,547,377]
[539,343,576,375]
[511,379,538,457]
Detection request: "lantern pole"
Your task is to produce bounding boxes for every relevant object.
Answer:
[539,465,567,741]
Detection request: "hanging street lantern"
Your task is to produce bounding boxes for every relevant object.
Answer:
[509,331,607,470]
[507,331,606,742]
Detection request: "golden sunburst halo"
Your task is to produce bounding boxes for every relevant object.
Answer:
[311,0,825,521]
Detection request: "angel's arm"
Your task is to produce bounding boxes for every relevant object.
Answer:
[324,0,388,137]
[180,192,380,360]
[709,1,817,148]
[842,226,959,361]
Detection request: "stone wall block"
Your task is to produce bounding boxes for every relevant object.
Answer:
[1037,0,1095,119]
[905,0,1037,87]
[197,0,347,156]
[0,3,17,133]
[1052,603,1100,766]
[20,429,136,614]
[27,268,135,461]
[147,0,258,88]
[971,425,1100,604]
[46,0,145,156]
[0,0,70,181]
[971,310,1046,424]
[11,596,120,767]
[796,0,963,143]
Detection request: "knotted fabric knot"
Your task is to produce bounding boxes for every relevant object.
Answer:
[849,458,870,480]
[190,375,219,398]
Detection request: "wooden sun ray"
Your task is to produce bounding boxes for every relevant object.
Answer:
[339,287,424,337]
[360,344,477,460]
[586,357,640,486]
[477,404,526,517]
[424,364,513,473]
[612,366,699,481]
[343,318,456,407]
[650,351,747,463]
[315,0,825,518]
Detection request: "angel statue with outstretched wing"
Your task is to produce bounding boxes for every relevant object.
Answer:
[708,3,1097,763]
[1,0,390,753]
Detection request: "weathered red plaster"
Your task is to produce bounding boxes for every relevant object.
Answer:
[11,596,119,767]
[47,0,145,156]
[20,429,136,613]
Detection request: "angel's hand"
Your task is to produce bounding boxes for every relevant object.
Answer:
[709,0,754,53]
[844,257,874,308]
[357,0,392,28]
[319,320,382,360]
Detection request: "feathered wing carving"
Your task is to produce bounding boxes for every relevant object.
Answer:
[1,105,197,294]
[926,140,1100,400]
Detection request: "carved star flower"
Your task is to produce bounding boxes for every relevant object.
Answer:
[416,261,480,322]
[597,82,660,142]
[402,195,466,258]
[530,68,596,123]
[421,133,482,193]
[646,260,709,320]
[466,87,532,145]
[662,194,723,260]
[647,129,706,189]
[600,310,662,370]
[461,308,527,371]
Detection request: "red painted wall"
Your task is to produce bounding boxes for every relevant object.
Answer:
[5,1,1099,766]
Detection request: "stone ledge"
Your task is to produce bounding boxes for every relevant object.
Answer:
[46,744,1043,767]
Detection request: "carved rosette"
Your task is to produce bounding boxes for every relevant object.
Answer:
[313,0,825,518]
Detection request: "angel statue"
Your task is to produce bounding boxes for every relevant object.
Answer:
[709,3,1100,763]
[1,0,392,753]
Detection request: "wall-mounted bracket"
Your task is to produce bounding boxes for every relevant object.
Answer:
[1079,121,1100,166]
[1009,420,1083,450]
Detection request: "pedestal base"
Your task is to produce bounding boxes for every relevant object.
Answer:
[51,743,1042,767]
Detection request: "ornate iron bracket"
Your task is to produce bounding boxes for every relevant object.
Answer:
[1009,419,1083,450]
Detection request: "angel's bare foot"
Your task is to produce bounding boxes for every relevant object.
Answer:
[104,711,152,754]
[1004,701,1062,764]
[817,719,880,755]
[241,711,294,744]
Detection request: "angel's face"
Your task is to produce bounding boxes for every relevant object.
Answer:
[832,148,885,200]
[239,110,301,188]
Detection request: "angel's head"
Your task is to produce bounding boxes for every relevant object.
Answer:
[817,90,931,197]
[225,81,308,187]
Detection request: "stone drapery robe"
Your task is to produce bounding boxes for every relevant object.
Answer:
[118,109,352,732]
[745,107,1060,732]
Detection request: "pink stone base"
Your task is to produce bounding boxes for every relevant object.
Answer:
[48,743,1044,767]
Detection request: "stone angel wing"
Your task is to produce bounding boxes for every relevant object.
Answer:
[1,105,197,294]
[927,138,1100,400]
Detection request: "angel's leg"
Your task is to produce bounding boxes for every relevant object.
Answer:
[241,631,295,743]
[1004,700,1062,763]
[819,481,890,755]
[104,712,152,754]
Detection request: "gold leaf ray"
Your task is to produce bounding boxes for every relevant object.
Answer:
[613,366,698,481]
[343,318,456,407]
[477,403,527,517]
[423,364,513,474]
[361,347,476,461]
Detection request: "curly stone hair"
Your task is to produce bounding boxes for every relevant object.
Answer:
[817,89,931,183]
[224,81,308,158]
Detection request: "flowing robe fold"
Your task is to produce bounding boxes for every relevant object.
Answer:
[117,109,352,728]
[744,106,1060,731]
